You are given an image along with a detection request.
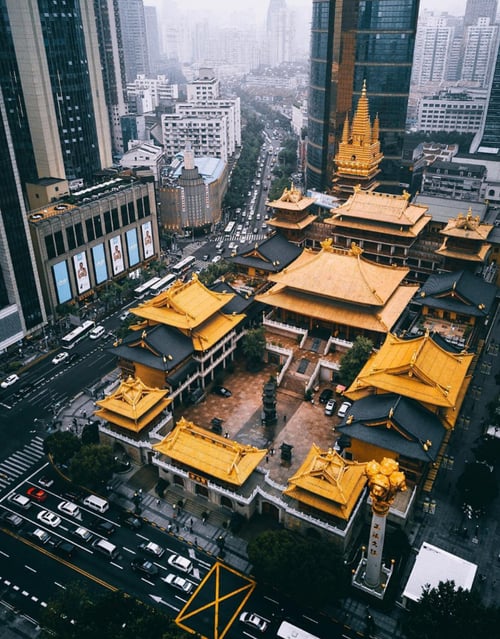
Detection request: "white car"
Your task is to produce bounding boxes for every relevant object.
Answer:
[167,553,193,573]
[57,500,80,517]
[1,374,19,389]
[37,510,61,528]
[52,352,69,365]
[337,401,353,418]
[239,612,268,632]
[162,573,194,594]
[73,526,93,543]
[139,540,165,558]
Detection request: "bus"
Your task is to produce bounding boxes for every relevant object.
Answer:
[61,320,96,349]
[172,255,196,274]
[149,273,176,295]
[277,621,321,639]
[224,221,236,235]
[133,276,161,299]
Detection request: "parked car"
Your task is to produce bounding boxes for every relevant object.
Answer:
[1,374,19,389]
[131,557,159,578]
[138,540,165,558]
[26,487,48,503]
[167,553,193,573]
[213,385,232,398]
[162,573,193,594]
[319,388,333,404]
[52,352,69,365]
[37,510,61,528]
[337,401,353,418]
[324,398,337,416]
[239,612,268,632]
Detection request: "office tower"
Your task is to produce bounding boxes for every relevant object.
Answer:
[1,0,112,194]
[118,0,150,82]
[471,45,500,153]
[94,0,128,157]
[144,5,161,75]
[464,0,498,28]
[412,15,455,88]
[306,0,420,192]
[462,17,499,88]
[266,0,290,67]
[0,88,46,347]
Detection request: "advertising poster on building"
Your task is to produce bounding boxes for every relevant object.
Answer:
[52,261,72,304]
[92,243,108,285]
[126,228,140,266]
[109,235,125,275]
[141,221,154,258]
[73,251,91,294]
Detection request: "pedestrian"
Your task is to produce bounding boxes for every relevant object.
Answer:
[266,455,269,463]
[167,523,172,533]
[189,525,193,534]
[189,518,193,526]
[224,431,229,438]
[156,498,160,506]
[283,414,287,423]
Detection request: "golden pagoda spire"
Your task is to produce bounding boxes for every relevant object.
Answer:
[351,79,371,144]
[372,114,380,143]
[342,113,350,144]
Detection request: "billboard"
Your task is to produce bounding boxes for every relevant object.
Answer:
[109,235,125,275]
[126,228,140,266]
[141,221,154,258]
[92,243,108,285]
[73,251,91,294]
[52,261,72,304]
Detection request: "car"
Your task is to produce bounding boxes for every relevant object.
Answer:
[121,515,142,530]
[324,398,337,416]
[38,475,54,488]
[1,374,19,389]
[131,557,159,577]
[211,255,222,264]
[119,311,130,321]
[9,493,31,509]
[337,401,353,418]
[167,553,193,573]
[89,325,105,340]
[239,612,268,632]
[63,489,84,504]
[202,254,209,261]
[319,388,333,404]
[57,500,80,517]
[65,352,81,365]
[1,511,23,529]
[72,526,93,543]
[29,527,51,545]
[213,385,232,398]
[162,573,193,594]
[96,520,115,537]
[26,487,48,503]
[37,510,61,528]
[138,540,165,558]
[52,351,69,365]
[47,538,76,558]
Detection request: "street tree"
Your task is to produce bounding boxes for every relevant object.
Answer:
[457,461,498,512]
[247,530,350,607]
[69,443,115,491]
[241,327,266,371]
[339,336,374,387]
[44,431,81,465]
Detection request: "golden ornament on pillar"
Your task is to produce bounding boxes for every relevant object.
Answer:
[365,457,406,516]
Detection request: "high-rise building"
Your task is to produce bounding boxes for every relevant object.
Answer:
[471,44,500,153]
[464,0,498,28]
[306,0,420,192]
[411,15,455,88]
[462,17,499,88]
[118,0,150,82]
[266,0,290,67]
[144,5,161,75]
[1,1,112,195]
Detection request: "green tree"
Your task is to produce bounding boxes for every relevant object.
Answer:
[339,336,374,387]
[69,443,115,491]
[247,530,349,607]
[44,431,82,465]
[403,580,496,639]
[457,461,498,512]
[241,327,266,371]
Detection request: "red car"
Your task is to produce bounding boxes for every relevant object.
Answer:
[26,486,48,503]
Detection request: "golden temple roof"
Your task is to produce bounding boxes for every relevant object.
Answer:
[267,213,318,229]
[436,240,491,262]
[259,240,412,307]
[94,376,171,433]
[345,332,474,411]
[130,275,235,330]
[283,445,367,520]
[153,417,267,486]
[266,185,316,212]
[326,189,430,233]
[440,208,494,240]
[189,312,245,351]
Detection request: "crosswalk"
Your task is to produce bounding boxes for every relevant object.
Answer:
[0,436,45,491]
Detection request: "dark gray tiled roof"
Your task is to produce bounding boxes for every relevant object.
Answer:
[228,233,302,272]
[336,394,445,462]
[209,280,254,313]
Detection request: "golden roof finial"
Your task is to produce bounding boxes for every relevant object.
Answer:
[350,242,363,256]
[320,237,334,251]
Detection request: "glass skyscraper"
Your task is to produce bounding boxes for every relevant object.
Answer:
[306,0,420,192]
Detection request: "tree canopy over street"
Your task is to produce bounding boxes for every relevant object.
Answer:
[339,336,374,388]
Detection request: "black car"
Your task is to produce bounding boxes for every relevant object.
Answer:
[1,511,23,529]
[96,520,115,537]
[47,538,76,558]
[121,515,142,530]
[65,352,81,365]
[131,557,159,578]
[213,385,232,398]
[319,388,334,404]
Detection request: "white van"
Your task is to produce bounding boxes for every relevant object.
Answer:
[92,538,119,560]
[83,494,109,513]
[89,325,105,340]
